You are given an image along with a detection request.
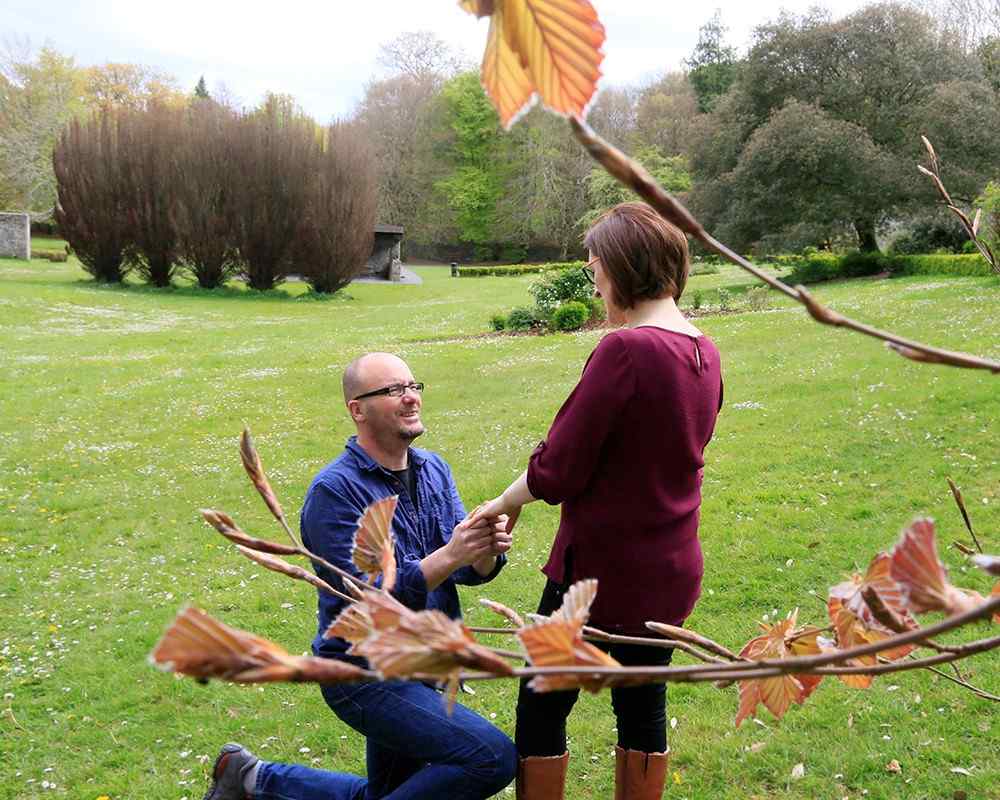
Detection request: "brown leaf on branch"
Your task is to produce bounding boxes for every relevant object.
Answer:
[352,495,398,591]
[553,578,598,630]
[359,609,514,686]
[325,602,375,644]
[324,588,412,643]
[149,605,367,684]
[829,553,918,635]
[479,598,525,629]
[827,597,914,689]
[734,611,823,726]
[462,0,605,128]
[239,428,288,526]
[890,519,985,616]
[200,509,299,555]
[518,618,622,693]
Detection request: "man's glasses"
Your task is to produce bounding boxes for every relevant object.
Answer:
[580,257,599,285]
[353,382,425,401]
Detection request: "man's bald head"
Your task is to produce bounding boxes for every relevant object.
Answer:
[342,352,412,405]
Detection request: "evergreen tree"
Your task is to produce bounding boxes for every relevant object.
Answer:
[685,10,738,113]
[194,76,210,100]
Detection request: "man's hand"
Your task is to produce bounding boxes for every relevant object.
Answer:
[446,513,508,567]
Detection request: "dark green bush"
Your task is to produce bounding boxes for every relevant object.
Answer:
[489,313,507,331]
[784,251,991,283]
[506,306,545,331]
[529,267,592,315]
[552,301,589,331]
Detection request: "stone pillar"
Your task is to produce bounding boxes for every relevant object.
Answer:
[0,213,30,260]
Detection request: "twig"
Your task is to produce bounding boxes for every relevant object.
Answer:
[583,626,728,664]
[645,622,741,661]
[919,137,999,276]
[569,116,1000,374]
[947,478,984,554]
[458,632,1000,685]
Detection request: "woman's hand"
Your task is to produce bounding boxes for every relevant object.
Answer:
[472,496,522,536]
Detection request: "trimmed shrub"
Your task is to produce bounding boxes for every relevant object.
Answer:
[119,105,183,287]
[176,101,241,289]
[529,267,593,315]
[53,112,132,283]
[689,261,721,276]
[745,285,770,311]
[552,301,589,331]
[717,287,733,311]
[691,289,703,310]
[506,306,545,331]
[296,122,377,294]
[891,254,994,277]
[458,261,583,277]
[489,313,507,331]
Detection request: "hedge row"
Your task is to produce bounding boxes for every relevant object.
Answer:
[458,260,721,278]
[784,251,995,284]
[459,261,583,277]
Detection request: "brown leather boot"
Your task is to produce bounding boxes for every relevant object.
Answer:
[516,752,569,800]
[614,746,669,800]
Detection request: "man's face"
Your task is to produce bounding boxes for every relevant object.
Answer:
[351,355,425,443]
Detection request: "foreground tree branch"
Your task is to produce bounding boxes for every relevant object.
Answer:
[568,116,1000,374]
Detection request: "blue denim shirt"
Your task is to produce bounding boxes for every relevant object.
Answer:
[302,436,506,663]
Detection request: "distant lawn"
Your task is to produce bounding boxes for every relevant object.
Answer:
[0,255,997,799]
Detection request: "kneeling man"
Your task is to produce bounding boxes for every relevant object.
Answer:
[204,352,516,800]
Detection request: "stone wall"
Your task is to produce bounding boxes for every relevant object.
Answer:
[0,213,30,260]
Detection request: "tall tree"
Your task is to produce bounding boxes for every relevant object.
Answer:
[376,30,467,81]
[432,71,510,259]
[0,42,85,215]
[85,62,185,111]
[689,2,998,251]
[685,10,739,112]
[194,76,210,100]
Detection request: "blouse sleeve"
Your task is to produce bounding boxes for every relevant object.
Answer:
[526,332,635,505]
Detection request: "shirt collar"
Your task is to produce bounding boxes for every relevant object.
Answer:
[346,436,426,473]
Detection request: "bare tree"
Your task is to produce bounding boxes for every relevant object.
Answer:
[119,104,184,286]
[0,39,85,216]
[53,112,132,282]
[376,30,468,82]
[175,101,241,288]
[296,121,378,294]
[228,97,317,290]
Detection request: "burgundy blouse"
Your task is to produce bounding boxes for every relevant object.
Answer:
[526,326,723,635]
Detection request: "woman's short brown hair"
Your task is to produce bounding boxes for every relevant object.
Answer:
[583,202,690,308]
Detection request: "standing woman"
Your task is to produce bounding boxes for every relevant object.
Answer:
[475,202,723,799]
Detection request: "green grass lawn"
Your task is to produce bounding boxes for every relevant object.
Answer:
[1,255,998,800]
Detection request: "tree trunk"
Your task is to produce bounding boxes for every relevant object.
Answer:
[853,217,879,252]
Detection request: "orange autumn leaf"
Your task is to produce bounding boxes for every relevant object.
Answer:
[828,552,918,634]
[735,610,824,727]
[553,578,598,631]
[518,617,621,693]
[352,495,398,591]
[359,608,514,681]
[461,0,605,128]
[890,519,984,616]
[150,605,366,685]
[324,588,412,644]
[827,597,914,689]
[324,602,375,644]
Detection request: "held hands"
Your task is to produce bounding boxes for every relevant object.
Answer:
[446,512,512,569]
[470,495,523,537]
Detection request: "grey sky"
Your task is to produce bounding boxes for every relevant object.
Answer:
[5,0,872,121]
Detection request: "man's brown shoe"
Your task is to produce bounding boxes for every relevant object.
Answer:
[203,743,260,800]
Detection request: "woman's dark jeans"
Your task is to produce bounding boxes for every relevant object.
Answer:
[515,578,673,757]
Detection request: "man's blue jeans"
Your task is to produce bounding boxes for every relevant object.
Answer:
[254,680,517,800]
